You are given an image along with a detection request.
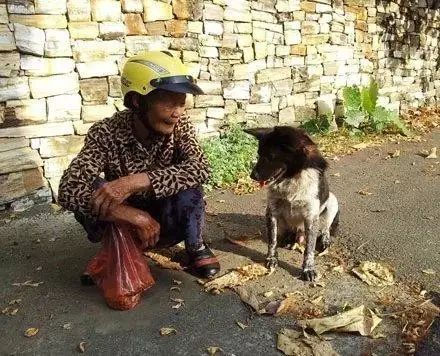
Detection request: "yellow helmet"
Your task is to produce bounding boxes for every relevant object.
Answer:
[121,51,204,98]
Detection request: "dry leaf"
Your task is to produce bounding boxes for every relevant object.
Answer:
[298,305,382,336]
[145,252,183,270]
[203,264,268,294]
[160,327,177,336]
[426,147,437,159]
[13,280,43,287]
[330,172,341,177]
[318,249,329,257]
[332,265,344,273]
[217,199,226,203]
[292,243,305,254]
[352,261,394,287]
[422,269,436,275]
[264,291,274,298]
[312,296,324,305]
[352,143,369,150]
[36,266,42,271]
[172,279,182,285]
[2,307,18,316]
[77,341,86,353]
[170,287,181,292]
[357,190,373,196]
[24,328,39,337]
[236,321,248,330]
[63,323,72,330]
[206,346,223,355]
[170,297,185,309]
[9,299,21,305]
[390,149,400,158]
[277,328,340,356]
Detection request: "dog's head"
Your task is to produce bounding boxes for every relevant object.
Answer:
[245,126,325,184]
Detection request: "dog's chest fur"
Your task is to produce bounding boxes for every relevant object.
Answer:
[267,168,321,225]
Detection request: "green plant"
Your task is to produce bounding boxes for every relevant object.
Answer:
[301,115,332,135]
[342,80,409,135]
[201,125,257,190]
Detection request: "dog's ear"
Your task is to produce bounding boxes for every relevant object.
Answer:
[243,127,274,140]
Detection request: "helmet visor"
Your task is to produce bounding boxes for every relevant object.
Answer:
[150,75,204,95]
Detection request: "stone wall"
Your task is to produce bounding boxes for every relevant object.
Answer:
[0,0,439,210]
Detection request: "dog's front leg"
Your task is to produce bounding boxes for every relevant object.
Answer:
[266,207,279,272]
[302,216,319,281]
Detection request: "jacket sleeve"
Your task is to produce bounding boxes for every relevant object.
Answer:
[57,123,108,219]
[148,116,211,198]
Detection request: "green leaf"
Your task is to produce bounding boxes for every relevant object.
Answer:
[344,109,366,128]
[300,116,331,135]
[361,80,378,116]
[343,86,362,111]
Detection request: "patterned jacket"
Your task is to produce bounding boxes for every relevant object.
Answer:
[58,109,210,219]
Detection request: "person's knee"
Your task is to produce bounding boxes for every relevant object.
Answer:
[175,186,204,206]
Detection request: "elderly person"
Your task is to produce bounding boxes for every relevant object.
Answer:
[58,51,220,281]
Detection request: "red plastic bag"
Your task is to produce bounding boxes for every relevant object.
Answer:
[86,223,155,310]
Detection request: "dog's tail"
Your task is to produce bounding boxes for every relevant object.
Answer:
[330,208,340,236]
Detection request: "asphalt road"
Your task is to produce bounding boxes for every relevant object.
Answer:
[0,129,438,355]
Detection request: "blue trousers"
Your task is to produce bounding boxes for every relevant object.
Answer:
[74,186,205,251]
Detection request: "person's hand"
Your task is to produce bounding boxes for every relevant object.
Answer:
[91,173,150,218]
[133,211,160,248]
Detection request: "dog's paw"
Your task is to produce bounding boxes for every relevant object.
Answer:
[301,268,316,282]
[266,257,278,272]
[316,233,331,253]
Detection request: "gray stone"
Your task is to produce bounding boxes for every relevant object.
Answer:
[29,73,79,99]
[142,0,172,21]
[7,1,35,15]
[196,80,222,95]
[35,0,67,15]
[256,67,291,84]
[47,94,82,122]
[82,104,116,122]
[108,76,122,97]
[203,3,223,21]
[121,0,143,13]
[208,60,232,81]
[0,25,17,51]
[194,95,224,108]
[224,8,251,22]
[73,39,125,62]
[44,29,72,57]
[14,23,45,55]
[250,83,271,103]
[0,5,7,24]
[44,154,76,178]
[0,52,21,77]
[126,35,171,54]
[0,147,43,175]
[187,108,207,123]
[21,56,76,76]
[76,60,118,78]
[91,0,121,22]
[0,137,29,153]
[67,0,91,21]
[0,77,30,102]
[4,99,46,125]
[80,78,109,103]
[0,168,46,205]
[206,107,225,120]
[223,80,250,100]
[99,22,125,39]
[73,121,94,135]
[0,121,74,138]
[279,106,297,125]
[39,136,85,158]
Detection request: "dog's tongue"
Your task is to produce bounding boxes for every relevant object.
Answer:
[259,181,267,187]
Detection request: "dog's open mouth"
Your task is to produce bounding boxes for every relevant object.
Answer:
[260,168,286,187]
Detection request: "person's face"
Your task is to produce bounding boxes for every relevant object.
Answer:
[141,90,187,135]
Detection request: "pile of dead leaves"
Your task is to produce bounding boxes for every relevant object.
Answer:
[402,106,440,134]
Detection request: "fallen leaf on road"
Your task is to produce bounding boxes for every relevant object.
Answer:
[145,252,183,271]
[426,147,437,159]
[277,328,339,356]
[332,265,344,273]
[63,323,72,330]
[264,291,274,298]
[311,296,324,305]
[394,180,401,184]
[77,341,86,353]
[160,327,177,336]
[276,294,324,319]
[225,236,248,247]
[203,263,268,294]
[422,269,436,275]
[9,299,21,305]
[236,321,248,330]
[390,149,400,158]
[357,190,373,196]
[173,279,182,285]
[298,305,382,336]
[36,266,42,271]
[170,298,185,309]
[206,346,223,355]
[330,172,341,177]
[13,280,43,287]
[352,143,369,150]
[217,199,226,203]
[352,261,394,287]
[170,287,181,292]
[292,243,305,254]
[24,328,39,337]
[2,307,18,316]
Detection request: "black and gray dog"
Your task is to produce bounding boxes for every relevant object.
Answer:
[245,126,340,282]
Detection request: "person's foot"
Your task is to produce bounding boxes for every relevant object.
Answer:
[187,245,220,278]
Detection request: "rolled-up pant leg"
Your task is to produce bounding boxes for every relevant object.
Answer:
[74,186,206,251]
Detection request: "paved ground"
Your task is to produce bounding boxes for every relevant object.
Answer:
[0,129,439,355]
